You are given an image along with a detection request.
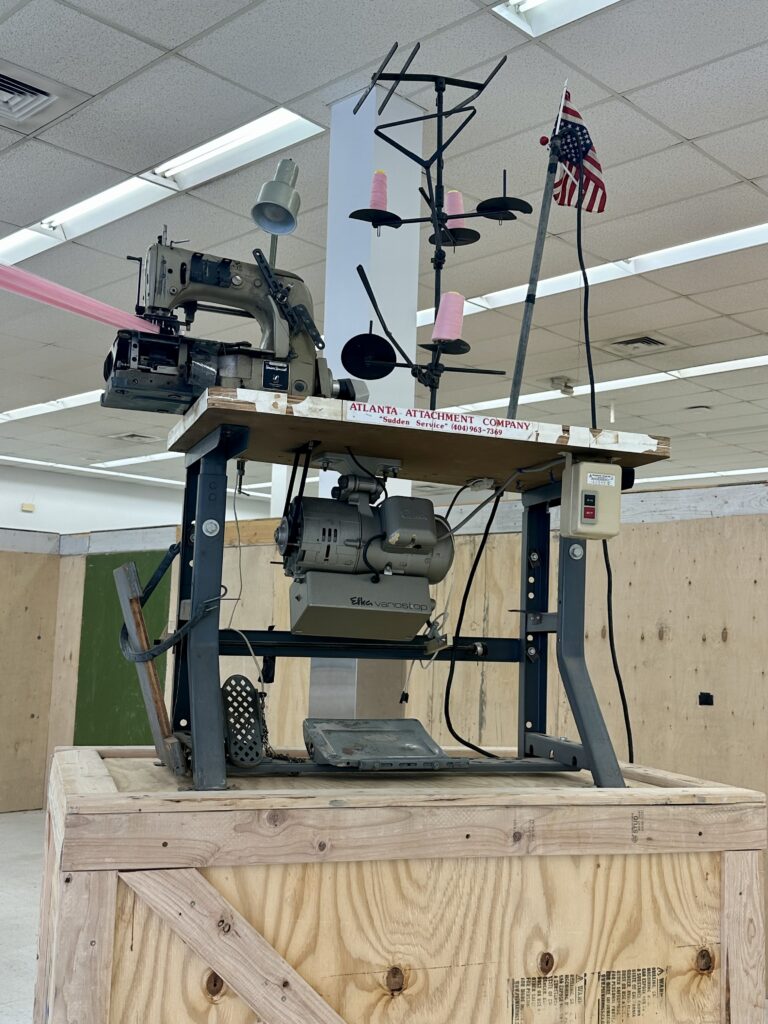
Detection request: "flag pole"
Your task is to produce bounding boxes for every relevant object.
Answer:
[507,83,568,418]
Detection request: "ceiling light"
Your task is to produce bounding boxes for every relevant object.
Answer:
[418,221,768,328]
[493,0,623,37]
[91,451,183,468]
[0,389,103,424]
[0,453,272,498]
[39,178,171,237]
[0,453,186,487]
[638,467,768,484]
[0,108,323,268]
[0,227,60,263]
[444,351,768,414]
[153,108,322,190]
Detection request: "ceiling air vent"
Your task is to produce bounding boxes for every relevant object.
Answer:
[0,72,55,124]
[109,432,164,444]
[610,336,666,352]
[0,60,90,133]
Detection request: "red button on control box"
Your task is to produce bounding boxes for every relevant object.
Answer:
[583,507,596,520]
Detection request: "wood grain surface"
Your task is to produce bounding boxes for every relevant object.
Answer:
[109,853,720,1024]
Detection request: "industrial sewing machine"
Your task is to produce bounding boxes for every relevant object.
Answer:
[101,236,364,413]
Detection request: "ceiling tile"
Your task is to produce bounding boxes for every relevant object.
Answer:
[728,306,768,332]
[628,42,768,139]
[182,0,477,102]
[437,234,580,298]
[642,248,768,295]
[65,0,252,48]
[588,145,734,224]
[553,296,718,344]
[695,117,768,179]
[19,241,129,291]
[417,43,608,157]
[529,276,677,329]
[216,230,325,272]
[0,0,162,93]
[720,381,768,402]
[40,57,272,174]
[0,140,126,225]
[655,317,763,346]
[546,0,768,92]
[637,334,767,371]
[401,10,527,83]
[690,279,768,315]
[192,132,330,221]
[0,126,22,152]
[563,183,768,261]
[77,193,254,259]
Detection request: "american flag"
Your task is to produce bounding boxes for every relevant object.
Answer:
[552,90,606,213]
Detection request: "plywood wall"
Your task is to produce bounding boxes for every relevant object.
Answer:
[0,551,60,812]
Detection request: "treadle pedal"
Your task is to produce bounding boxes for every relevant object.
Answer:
[223,674,266,767]
[303,718,451,770]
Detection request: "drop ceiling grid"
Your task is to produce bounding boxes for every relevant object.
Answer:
[0,0,765,485]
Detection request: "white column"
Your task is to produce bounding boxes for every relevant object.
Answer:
[269,463,289,519]
[308,87,424,720]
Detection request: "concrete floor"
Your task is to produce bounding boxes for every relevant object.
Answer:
[1,808,767,1023]
[0,810,44,1023]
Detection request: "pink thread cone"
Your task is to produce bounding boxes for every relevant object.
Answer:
[370,170,388,211]
[445,190,465,228]
[0,263,160,333]
[432,292,464,341]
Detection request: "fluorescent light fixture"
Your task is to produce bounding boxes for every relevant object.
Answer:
[638,467,768,484]
[493,0,623,36]
[0,453,186,487]
[241,474,320,493]
[445,351,768,414]
[91,451,184,469]
[153,107,323,190]
[0,389,103,424]
[39,178,171,238]
[0,227,60,264]
[0,108,323,267]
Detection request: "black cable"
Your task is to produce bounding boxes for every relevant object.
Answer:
[602,538,634,762]
[576,159,634,764]
[575,166,597,428]
[445,484,469,520]
[362,533,385,582]
[443,490,504,758]
[345,446,389,500]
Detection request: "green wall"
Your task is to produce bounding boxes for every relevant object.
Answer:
[74,550,172,745]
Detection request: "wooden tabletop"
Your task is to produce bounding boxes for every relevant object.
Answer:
[168,388,670,491]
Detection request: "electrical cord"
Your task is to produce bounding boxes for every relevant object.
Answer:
[445,457,565,538]
[445,484,470,519]
[576,160,634,764]
[225,461,245,629]
[345,446,389,500]
[442,489,504,758]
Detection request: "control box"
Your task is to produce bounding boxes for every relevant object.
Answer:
[560,460,621,540]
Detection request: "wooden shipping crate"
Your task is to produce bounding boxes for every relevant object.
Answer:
[35,747,766,1023]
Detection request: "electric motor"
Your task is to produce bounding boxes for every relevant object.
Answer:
[276,493,454,583]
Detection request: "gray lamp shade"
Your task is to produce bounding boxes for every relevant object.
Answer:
[251,158,300,235]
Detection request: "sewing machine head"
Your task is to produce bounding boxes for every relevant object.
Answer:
[101,239,366,413]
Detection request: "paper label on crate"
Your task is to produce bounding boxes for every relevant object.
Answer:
[597,967,666,1021]
[586,471,616,487]
[510,974,586,1023]
[345,401,533,440]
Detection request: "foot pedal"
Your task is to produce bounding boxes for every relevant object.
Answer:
[303,718,450,770]
[223,674,265,767]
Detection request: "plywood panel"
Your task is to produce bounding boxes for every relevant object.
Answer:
[109,853,721,1023]
[0,550,60,811]
[46,555,86,764]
